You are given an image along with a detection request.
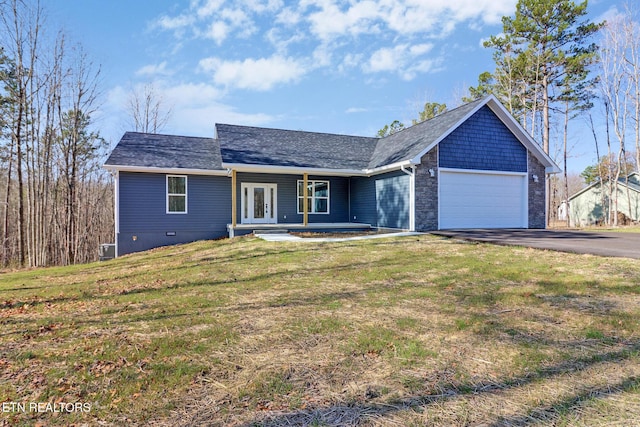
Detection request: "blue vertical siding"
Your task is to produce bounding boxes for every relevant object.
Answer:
[235,173,349,224]
[350,176,377,225]
[439,106,528,172]
[350,170,410,229]
[375,171,409,229]
[118,172,231,255]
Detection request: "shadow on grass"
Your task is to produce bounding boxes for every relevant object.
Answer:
[485,375,640,426]
[0,256,409,337]
[240,340,640,427]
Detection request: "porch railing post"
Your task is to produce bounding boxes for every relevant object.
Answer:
[231,169,237,229]
[303,173,308,227]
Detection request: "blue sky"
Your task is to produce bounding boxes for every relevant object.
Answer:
[47,0,621,173]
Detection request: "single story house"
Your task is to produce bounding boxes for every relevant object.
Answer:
[569,172,640,227]
[104,95,560,256]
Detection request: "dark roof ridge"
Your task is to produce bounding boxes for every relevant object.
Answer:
[122,130,215,140]
[215,123,378,141]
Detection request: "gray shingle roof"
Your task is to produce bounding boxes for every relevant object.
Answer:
[104,132,223,170]
[216,124,378,170]
[105,96,545,174]
[368,97,484,168]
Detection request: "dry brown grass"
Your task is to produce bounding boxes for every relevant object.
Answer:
[1,235,639,426]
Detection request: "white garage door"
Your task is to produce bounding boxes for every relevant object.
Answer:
[439,169,527,229]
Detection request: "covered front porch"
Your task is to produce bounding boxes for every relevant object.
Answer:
[227,222,373,238]
[225,168,411,238]
[227,169,364,238]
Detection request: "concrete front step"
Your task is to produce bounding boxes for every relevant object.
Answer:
[253,229,291,234]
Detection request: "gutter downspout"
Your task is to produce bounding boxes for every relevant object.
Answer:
[401,165,416,232]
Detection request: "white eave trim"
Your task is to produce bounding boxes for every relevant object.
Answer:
[222,160,415,177]
[365,160,415,176]
[223,163,366,177]
[103,164,229,176]
[104,161,417,178]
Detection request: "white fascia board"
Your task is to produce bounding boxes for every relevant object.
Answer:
[364,160,414,176]
[224,160,415,177]
[102,164,229,176]
[222,163,366,177]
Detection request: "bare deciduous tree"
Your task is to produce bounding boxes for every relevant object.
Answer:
[126,82,172,134]
[598,10,637,226]
[0,0,113,267]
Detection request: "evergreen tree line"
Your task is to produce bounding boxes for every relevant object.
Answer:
[0,0,113,267]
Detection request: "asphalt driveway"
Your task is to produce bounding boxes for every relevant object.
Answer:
[431,229,640,259]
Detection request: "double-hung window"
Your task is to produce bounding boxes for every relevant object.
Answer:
[297,180,329,214]
[167,175,187,213]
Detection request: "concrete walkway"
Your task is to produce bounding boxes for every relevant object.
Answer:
[255,231,422,242]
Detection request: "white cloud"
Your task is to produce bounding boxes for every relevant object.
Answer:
[303,0,382,40]
[206,21,229,44]
[345,107,368,113]
[162,82,224,107]
[104,82,274,140]
[149,0,516,91]
[409,43,433,56]
[157,0,515,42]
[135,61,173,77]
[312,43,333,67]
[276,7,301,25]
[242,0,284,14]
[366,46,401,73]
[195,0,226,19]
[364,43,434,79]
[163,82,275,132]
[300,0,515,40]
[154,14,195,30]
[199,55,308,91]
[173,105,274,134]
[266,28,305,53]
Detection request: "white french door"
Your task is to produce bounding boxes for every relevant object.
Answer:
[241,183,277,224]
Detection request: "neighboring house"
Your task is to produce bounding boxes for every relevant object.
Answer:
[569,172,640,227]
[104,95,560,256]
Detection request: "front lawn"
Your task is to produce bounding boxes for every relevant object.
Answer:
[1,235,639,426]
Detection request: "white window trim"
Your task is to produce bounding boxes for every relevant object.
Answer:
[166,174,188,214]
[297,179,330,215]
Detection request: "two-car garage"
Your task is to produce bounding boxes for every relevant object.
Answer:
[438,169,528,229]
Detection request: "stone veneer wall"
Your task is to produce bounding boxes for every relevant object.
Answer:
[415,146,438,231]
[528,152,546,228]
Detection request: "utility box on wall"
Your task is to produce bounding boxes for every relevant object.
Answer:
[99,243,116,261]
